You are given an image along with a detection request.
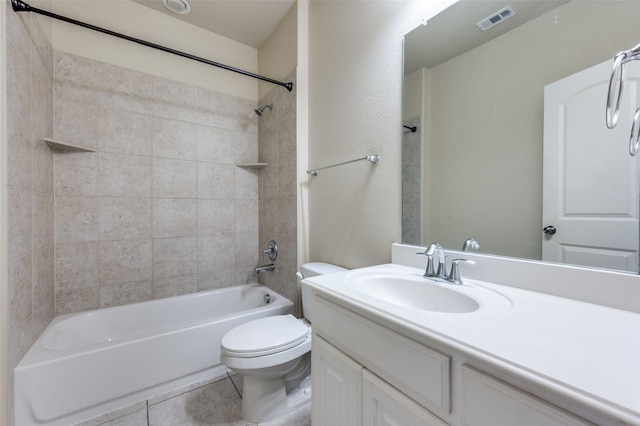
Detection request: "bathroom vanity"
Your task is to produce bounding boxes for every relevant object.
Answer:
[302,245,640,426]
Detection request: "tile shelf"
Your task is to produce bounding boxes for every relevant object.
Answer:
[44,137,95,152]
[236,163,267,169]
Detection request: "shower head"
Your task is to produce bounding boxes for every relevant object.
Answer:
[254,104,273,117]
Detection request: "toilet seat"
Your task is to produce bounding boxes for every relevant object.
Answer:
[221,315,310,358]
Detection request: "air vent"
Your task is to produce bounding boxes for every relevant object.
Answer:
[476,6,515,31]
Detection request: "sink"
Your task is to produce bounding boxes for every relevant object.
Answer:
[347,273,480,313]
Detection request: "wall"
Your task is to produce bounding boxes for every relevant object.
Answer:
[256,4,299,305]
[258,2,297,101]
[423,1,640,259]
[52,0,258,100]
[256,70,298,306]
[1,2,7,424]
[5,3,55,424]
[53,52,260,314]
[307,0,454,268]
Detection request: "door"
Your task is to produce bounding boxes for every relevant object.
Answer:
[311,335,362,426]
[543,60,640,272]
[363,370,449,426]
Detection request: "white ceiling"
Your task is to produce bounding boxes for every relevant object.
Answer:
[131,0,295,49]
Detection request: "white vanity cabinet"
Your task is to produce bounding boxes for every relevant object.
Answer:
[460,366,593,426]
[363,370,449,426]
[311,335,362,426]
[312,295,451,426]
[312,333,448,426]
[311,294,598,426]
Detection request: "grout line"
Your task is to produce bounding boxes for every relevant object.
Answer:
[227,371,242,399]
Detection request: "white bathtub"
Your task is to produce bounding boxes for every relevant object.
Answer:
[15,284,293,426]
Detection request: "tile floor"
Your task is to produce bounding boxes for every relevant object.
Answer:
[75,372,311,426]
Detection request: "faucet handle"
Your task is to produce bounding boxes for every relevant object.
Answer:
[416,250,436,277]
[447,259,475,285]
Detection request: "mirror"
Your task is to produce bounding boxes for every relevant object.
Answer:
[403,0,640,273]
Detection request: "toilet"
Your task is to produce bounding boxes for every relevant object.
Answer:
[220,262,347,423]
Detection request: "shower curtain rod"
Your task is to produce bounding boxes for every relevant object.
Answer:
[10,0,294,92]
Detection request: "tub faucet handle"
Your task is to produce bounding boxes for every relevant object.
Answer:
[262,240,278,261]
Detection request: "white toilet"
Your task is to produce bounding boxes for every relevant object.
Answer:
[220,262,347,423]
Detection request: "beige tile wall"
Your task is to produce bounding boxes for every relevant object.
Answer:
[53,52,262,314]
[256,70,299,306]
[6,8,55,425]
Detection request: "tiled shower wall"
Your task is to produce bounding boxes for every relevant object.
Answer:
[256,70,298,306]
[402,115,421,245]
[6,8,55,425]
[53,52,262,314]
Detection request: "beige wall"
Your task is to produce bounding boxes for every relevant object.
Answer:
[53,52,261,314]
[258,2,297,101]
[52,0,258,101]
[256,70,299,306]
[307,0,454,269]
[1,2,7,424]
[402,68,425,121]
[423,1,640,259]
[256,6,300,305]
[4,4,55,425]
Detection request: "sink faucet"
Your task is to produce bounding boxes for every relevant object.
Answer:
[462,238,480,252]
[417,242,447,279]
[417,244,476,284]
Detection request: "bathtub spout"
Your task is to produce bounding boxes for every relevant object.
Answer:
[255,264,275,274]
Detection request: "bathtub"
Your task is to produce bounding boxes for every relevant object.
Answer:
[14,284,293,426]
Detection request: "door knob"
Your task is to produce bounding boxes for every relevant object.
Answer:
[543,225,557,235]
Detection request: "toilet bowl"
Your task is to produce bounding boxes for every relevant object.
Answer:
[220,262,347,423]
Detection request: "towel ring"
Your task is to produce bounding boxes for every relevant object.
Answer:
[629,108,640,156]
[606,52,626,129]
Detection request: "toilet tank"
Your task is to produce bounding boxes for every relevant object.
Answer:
[299,262,347,322]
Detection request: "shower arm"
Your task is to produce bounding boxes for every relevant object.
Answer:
[10,0,293,92]
[306,155,380,176]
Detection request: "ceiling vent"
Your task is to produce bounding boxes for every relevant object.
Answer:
[162,0,191,15]
[476,6,515,31]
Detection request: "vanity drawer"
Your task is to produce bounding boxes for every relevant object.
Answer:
[313,296,451,416]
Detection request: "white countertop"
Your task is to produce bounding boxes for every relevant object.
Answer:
[303,263,640,425]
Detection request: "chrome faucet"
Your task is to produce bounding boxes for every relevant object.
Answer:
[462,238,480,252]
[417,242,447,279]
[417,243,475,284]
[255,264,275,274]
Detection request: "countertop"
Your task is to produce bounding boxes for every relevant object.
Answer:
[302,263,640,425]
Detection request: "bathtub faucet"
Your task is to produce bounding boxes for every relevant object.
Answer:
[255,264,275,274]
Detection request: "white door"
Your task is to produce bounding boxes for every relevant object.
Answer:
[543,60,640,272]
[311,335,363,426]
[362,371,448,426]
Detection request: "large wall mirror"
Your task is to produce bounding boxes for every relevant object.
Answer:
[403,0,640,273]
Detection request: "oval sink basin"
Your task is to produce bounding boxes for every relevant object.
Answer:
[348,274,480,313]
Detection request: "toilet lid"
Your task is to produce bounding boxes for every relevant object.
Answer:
[221,314,310,358]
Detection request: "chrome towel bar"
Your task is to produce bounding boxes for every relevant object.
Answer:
[307,155,380,176]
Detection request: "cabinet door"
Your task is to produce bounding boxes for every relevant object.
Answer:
[461,365,593,426]
[363,370,449,426]
[312,335,363,426]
